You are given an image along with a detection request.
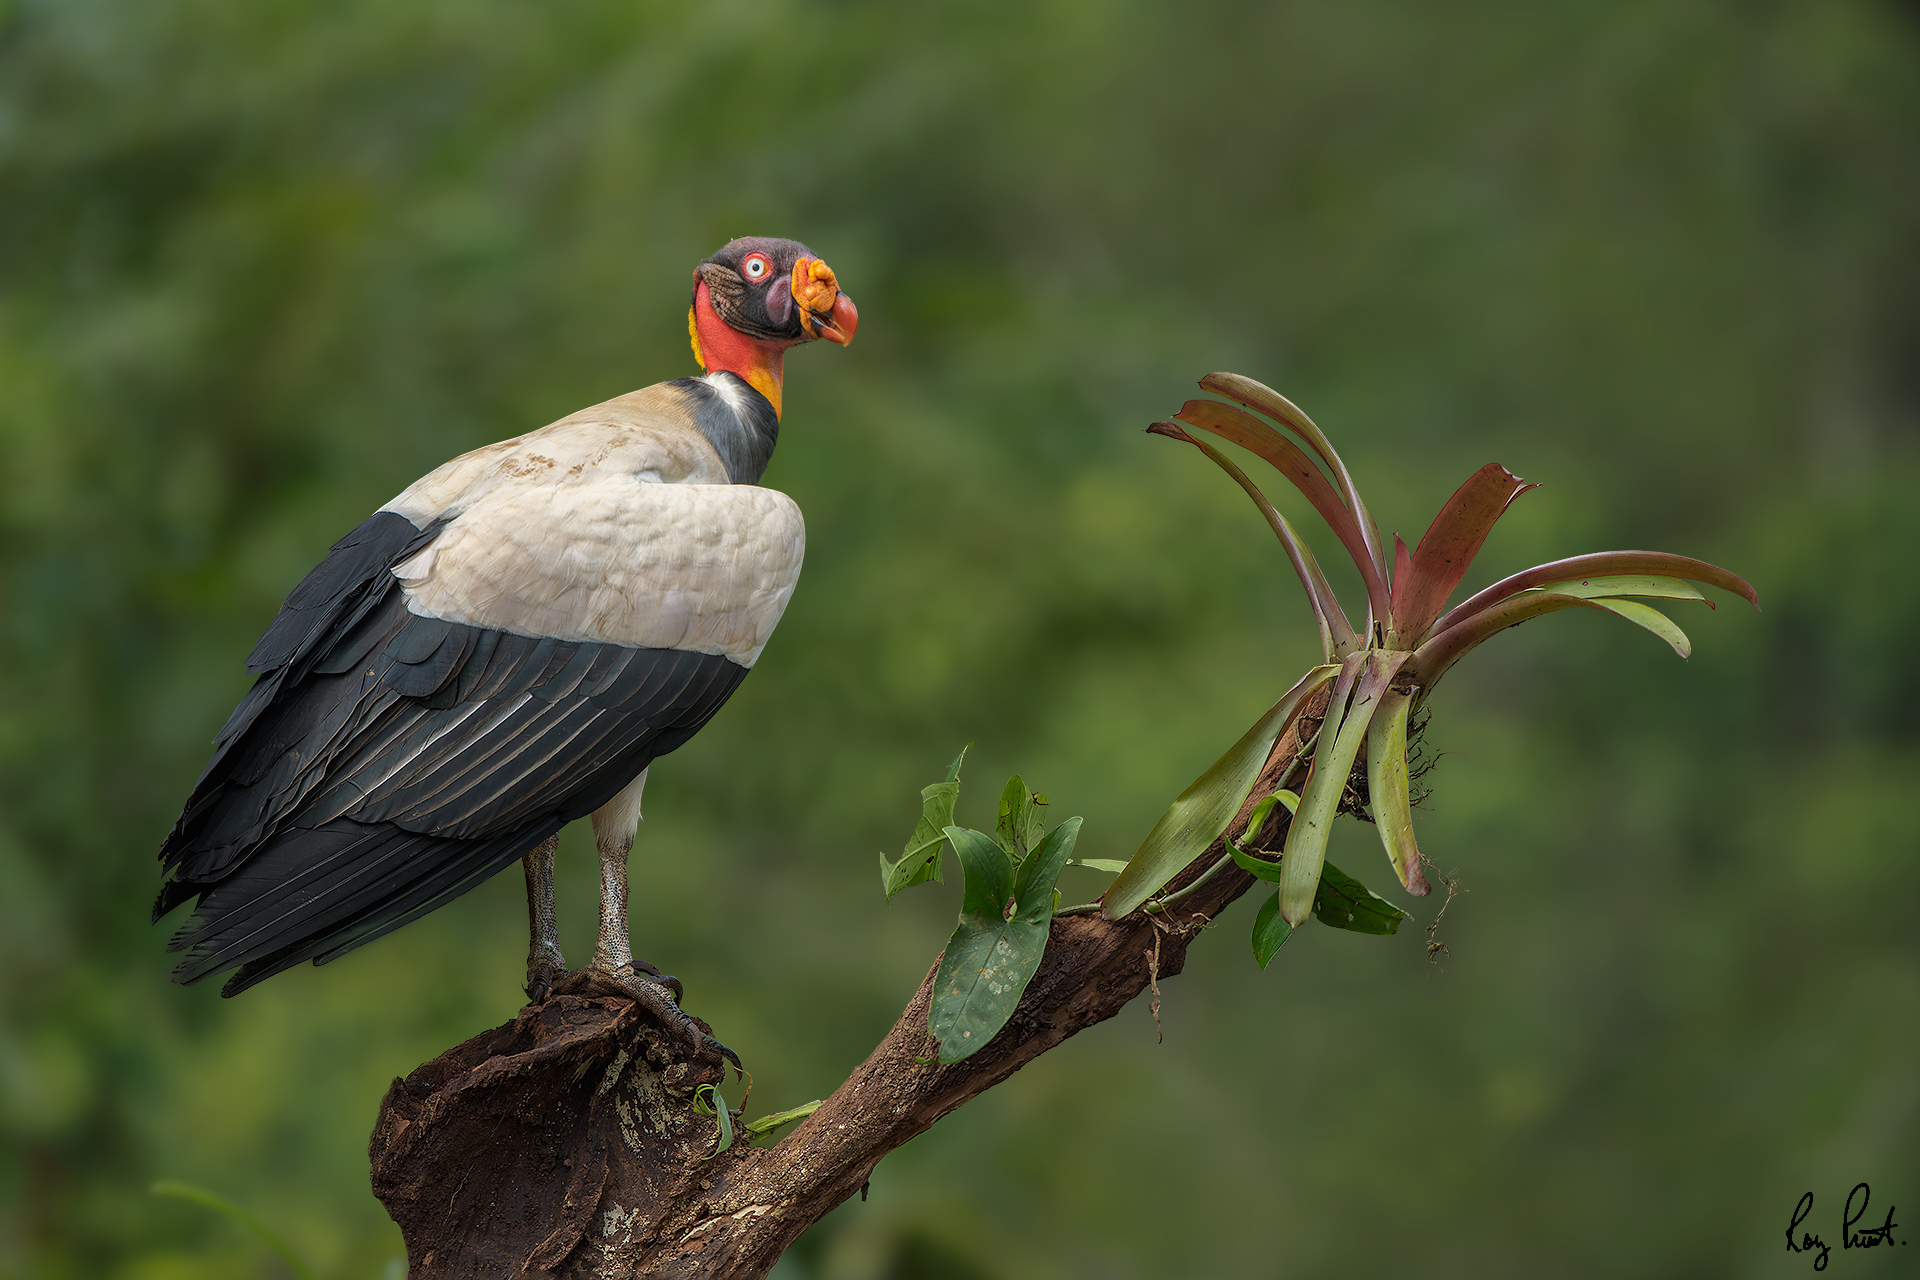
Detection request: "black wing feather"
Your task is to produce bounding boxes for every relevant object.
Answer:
[157,510,752,993]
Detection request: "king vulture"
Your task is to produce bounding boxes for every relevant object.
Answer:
[155,238,856,1056]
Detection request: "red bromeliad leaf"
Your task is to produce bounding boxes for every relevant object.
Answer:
[1413,592,1603,685]
[1434,551,1759,635]
[1173,399,1380,618]
[1149,423,1357,657]
[1199,374,1348,496]
[1197,373,1393,623]
[1392,464,1537,645]
[1390,534,1413,616]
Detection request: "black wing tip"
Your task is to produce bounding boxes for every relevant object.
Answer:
[151,879,199,924]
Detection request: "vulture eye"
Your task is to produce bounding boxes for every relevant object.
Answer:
[741,253,771,281]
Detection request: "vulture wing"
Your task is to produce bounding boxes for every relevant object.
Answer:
[157,405,803,995]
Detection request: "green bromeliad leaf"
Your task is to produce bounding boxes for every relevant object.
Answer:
[930,818,1082,1063]
[1366,687,1428,896]
[1281,651,1412,925]
[1556,594,1693,658]
[1414,589,1702,687]
[1435,551,1757,636]
[1102,665,1339,918]
[1537,574,1708,604]
[880,745,970,901]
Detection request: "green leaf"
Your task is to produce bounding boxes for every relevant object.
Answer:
[1067,858,1129,873]
[1365,687,1428,895]
[1013,819,1080,923]
[1251,893,1292,969]
[1281,651,1409,925]
[1238,787,1298,850]
[1537,574,1707,603]
[1390,463,1537,644]
[880,745,969,901]
[151,1182,320,1280]
[741,1099,822,1138]
[693,1085,734,1157]
[944,826,1013,922]
[1227,788,1304,883]
[1228,842,1285,883]
[1312,861,1408,935]
[995,774,1047,861]
[1102,664,1339,918]
[931,817,1082,1063]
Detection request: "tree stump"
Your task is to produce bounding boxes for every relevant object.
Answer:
[370,995,733,1277]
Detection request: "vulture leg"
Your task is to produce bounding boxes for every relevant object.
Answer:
[522,835,566,1003]
[586,768,683,1000]
[556,770,738,1067]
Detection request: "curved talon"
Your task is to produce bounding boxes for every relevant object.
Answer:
[630,959,684,1003]
[525,957,567,1005]
[701,1034,743,1073]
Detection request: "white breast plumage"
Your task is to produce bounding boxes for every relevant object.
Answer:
[378,384,805,668]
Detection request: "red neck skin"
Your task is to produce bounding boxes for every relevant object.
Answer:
[691,280,796,418]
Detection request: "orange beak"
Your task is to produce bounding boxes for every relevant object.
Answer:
[793,257,859,346]
[813,292,858,346]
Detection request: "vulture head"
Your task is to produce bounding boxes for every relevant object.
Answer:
[689,236,859,416]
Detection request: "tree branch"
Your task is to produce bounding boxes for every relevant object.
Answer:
[370,691,1326,1278]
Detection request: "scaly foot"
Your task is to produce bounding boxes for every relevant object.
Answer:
[627,957,684,1004]
[552,964,740,1071]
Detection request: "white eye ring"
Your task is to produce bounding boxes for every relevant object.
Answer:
[742,255,769,280]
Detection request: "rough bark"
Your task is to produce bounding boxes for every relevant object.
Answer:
[370,692,1326,1278]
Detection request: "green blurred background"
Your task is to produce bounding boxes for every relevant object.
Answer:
[3,1,1918,1276]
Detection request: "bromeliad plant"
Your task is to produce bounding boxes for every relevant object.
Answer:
[1102,373,1758,936]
